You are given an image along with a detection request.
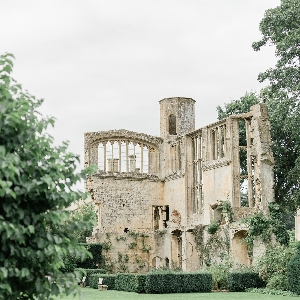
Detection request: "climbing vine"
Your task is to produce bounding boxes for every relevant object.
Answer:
[219,200,234,223]
[243,202,289,250]
[100,230,151,273]
[206,221,220,235]
[193,224,230,267]
[100,233,114,272]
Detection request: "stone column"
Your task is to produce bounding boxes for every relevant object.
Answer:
[90,143,98,166]
[250,103,274,209]
[158,207,163,230]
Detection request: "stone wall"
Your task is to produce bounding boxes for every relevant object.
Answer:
[84,97,275,273]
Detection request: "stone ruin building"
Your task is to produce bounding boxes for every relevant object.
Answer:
[85,97,274,273]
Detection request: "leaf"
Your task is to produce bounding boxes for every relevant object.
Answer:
[0,267,8,279]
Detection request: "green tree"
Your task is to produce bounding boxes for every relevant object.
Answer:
[217,0,300,213]
[0,53,96,300]
[65,202,97,243]
[252,0,300,212]
[252,0,300,99]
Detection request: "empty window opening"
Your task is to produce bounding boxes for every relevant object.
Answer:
[98,141,150,174]
[169,114,177,135]
[239,119,256,207]
[211,125,226,160]
[192,134,203,213]
[153,205,169,230]
[163,206,169,228]
[165,257,169,268]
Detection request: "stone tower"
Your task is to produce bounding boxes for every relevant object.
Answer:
[159,97,195,138]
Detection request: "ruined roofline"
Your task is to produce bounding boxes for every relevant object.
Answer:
[84,129,163,146]
[158,97,196,103]
[187,110,254,137]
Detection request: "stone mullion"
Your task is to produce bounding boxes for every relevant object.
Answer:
[177,141,181,170]
[126,141,129,172]
[223,125,227,157]
[198,135,202,186]
[214,129,218,159]
[193,137,197,212]
[119,141,122,173]
[148,147,151,174]
[174,144,177,172]
[141,144,144,173]
[218,126,222,159]
[103,142,107,172]
[245,119,253,207]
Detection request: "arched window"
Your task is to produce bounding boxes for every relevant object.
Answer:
[169,114,177,135]
[97,141,150,174]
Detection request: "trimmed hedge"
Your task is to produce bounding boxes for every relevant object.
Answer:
[90,273,116,290]
[287,242,300,294]
[145,272,212,294]
[115,273,147,293]
[75,268,106,286]
[228,271,264,292]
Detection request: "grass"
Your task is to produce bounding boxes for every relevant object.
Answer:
[56,287,299,300]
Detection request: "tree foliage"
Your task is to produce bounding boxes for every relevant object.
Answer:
[217,0,300,212]
[0,53,96,300]
[63,202,97,243]
[252,0,300,99]
[254,231,296,290]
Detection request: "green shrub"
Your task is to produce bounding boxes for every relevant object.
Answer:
[267,274,288,291]
[75,268,106,286]
[203,260,232,290]
[61,254,78,273]
[206,221,219,234]
[287,242,300,294]
[145,272,212,294]
[76,243,103,269]
[115,273,147,293]
[228,271,264,291]
[90,273,116,290]
[254,231,296,289]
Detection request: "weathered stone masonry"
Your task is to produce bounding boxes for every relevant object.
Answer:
[85,97,274,272]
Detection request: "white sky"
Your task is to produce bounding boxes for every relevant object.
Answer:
[1,0,280,189]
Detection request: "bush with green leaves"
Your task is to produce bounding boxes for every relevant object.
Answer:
[287,242,300,294]
[254,232,296,290]
[62,203,97,243]
[203,260,232,290]
[115,273,147,293]
[266,274,288,291]
[145,271,212,294]
[61,254,79,273]
[206,221,219,235]
[76,243,102,269]
[61,243,103,273]
[0,53,96,300]
[228,271,264,292]
[89,273,116,290]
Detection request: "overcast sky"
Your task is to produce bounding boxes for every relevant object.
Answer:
[1,0,280,188]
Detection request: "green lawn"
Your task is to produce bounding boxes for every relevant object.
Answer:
[56,287,298,300]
